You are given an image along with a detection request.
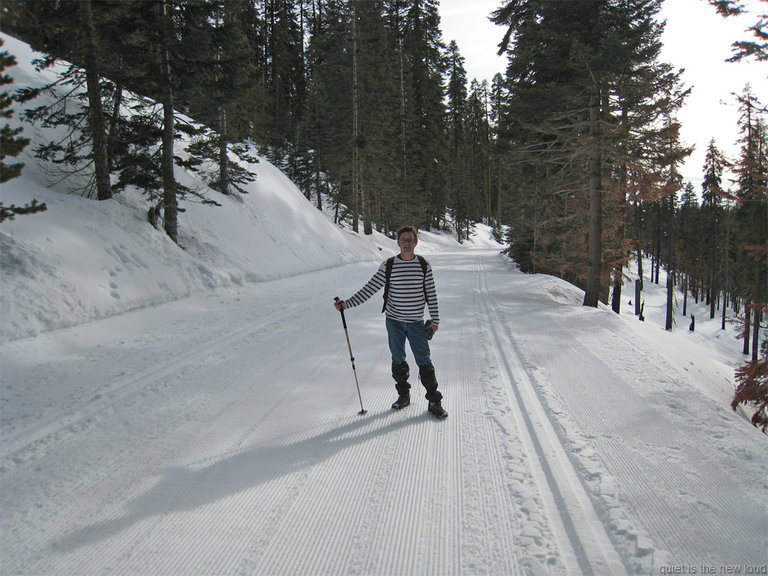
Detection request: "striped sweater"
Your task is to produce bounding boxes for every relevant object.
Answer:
[344,255,439,325]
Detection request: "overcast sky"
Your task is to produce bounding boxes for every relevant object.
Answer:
[438,0,767,190]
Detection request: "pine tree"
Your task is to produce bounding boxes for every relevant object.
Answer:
[264,0,305,147]
[355,0,400,234]
[302,0,354,226]
[701,138,728,320]
[179,0,260,196]
[445,40,468,241]
[159,0,178,243]
[5,1,117,200]
[79,0,112,200]
[493,0,689,308]
[732,87,767,361]
[401,0,447,230]
[0,43,29,184]
[711,5,768,432]
[0,40,46,223]
[710,0,768,62]
[465,79,493,227]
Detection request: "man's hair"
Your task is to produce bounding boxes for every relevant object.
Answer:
[397,226,418,240]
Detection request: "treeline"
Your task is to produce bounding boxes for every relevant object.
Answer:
[1,0,497,240]
[0,0,765,428]
[491,0,766,429]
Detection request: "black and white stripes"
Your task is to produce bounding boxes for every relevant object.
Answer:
[344,256,439,324]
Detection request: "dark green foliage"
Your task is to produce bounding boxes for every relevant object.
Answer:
[0,39,46,222]
[1,45,29,183]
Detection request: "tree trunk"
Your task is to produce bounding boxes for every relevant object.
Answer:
[611,265,622,313]
[583,81,602,308]
[665,268,674,330]
[635,199,644,316]
[80,0,112,201]
[351,7,360,234]
[743,306,751,355]
[107,80,123,172]
[752,307,761,362]
[218,107,229,194]
[160,0,178,243]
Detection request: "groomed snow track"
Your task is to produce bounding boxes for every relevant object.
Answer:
[2,249,766,575]
[475,254,629,575]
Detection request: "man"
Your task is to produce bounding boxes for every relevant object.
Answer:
[334,226,447,419]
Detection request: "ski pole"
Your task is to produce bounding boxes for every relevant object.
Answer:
[334,297,367,415]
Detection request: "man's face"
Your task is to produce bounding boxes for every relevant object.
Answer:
[398,233,417,258]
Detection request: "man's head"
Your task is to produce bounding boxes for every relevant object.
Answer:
[397,226,418,259]
[397,226,418,242]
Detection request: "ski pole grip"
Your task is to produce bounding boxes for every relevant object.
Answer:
[334,297,348,329]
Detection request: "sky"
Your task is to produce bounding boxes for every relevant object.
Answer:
[438,0,767,189]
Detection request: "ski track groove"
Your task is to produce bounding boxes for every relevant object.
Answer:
[514,294,768,567]
[460,273,523,574]
[2,294,323,470]
[475,253,629,576]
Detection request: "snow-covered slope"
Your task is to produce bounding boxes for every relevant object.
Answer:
[1,32,766,576]
[0,32,386,344]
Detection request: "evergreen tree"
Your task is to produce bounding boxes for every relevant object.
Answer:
[264,0,306,147]
[401,0,447,230]
[5,1,117,200]
[179,0,260,196]
[711,4,768,432]
[701,138,729,319]
[354,0,400,234]
[465,79,493,227]
[710,0,768,62]
[492,0,688,308]
[445,40,469,241]
[159,0,179,243]
[79,0,112,200]
[732,87,767,361]
[302,0,354,225]
[0,40,46,223]
[0,43,28,184]
[677,181,699,317]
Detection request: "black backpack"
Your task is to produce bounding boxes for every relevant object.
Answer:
[382,255,428,313]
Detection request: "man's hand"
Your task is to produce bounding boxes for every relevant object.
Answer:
[334,298,346,311]
[425,319,438,340]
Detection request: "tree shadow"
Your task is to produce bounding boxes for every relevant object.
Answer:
[55,408,425,552]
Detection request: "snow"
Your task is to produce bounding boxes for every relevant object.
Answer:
[1,32,767,576]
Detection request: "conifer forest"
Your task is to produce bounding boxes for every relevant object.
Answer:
[0,0,766,429]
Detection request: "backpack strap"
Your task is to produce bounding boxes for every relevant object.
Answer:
[382,256,395,312]
[418,255,428,300]
[381,255,428,313]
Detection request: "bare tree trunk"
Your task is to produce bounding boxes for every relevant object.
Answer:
[80,0,112,201]
[160,0,178,243]
[635,199,643,316]
[583,81,602,308]
[218,107,229,194]
[752,307,761,362]
[743,306,751,355]
[665,269,674,330]
[351,6,360,234]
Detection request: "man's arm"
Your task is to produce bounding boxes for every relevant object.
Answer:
[335,261,387,310]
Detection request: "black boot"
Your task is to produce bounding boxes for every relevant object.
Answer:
[392,393,410,410]
[420,364,447,419]
[391,362,411,410]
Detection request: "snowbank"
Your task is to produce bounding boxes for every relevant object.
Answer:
[0,32,388,343]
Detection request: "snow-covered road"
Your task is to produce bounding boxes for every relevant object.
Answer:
[1,249,766,575]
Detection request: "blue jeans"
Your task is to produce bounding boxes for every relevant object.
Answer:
[386,317,431,367]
